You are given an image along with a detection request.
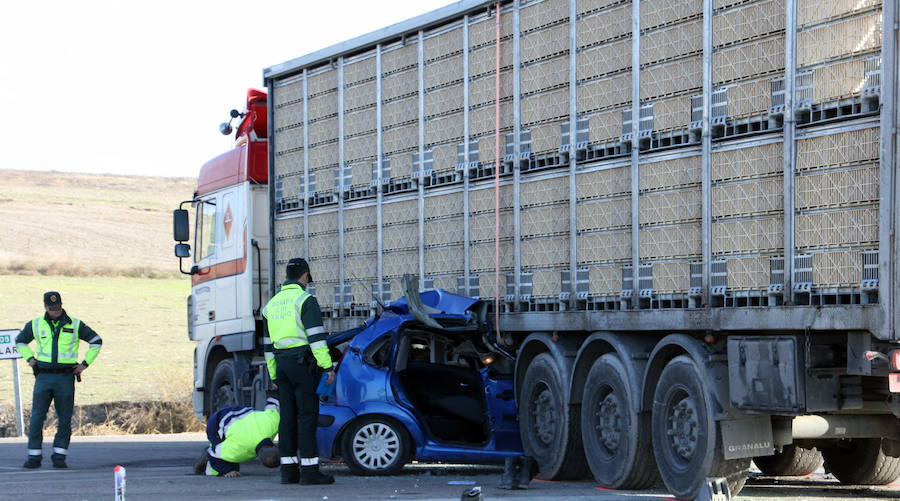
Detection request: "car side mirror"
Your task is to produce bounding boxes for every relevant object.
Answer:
[173,209,190,242]
[175,243,191,258]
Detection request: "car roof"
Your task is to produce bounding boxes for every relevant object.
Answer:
[387,289,481,317]
[328,289,487,351]
[327,289,512,358]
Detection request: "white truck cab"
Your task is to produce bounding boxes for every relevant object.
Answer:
[173,89,271,418]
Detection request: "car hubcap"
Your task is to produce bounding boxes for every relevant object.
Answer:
[595,392,622,452]
[531,383,556,446]
[666,395,699,461]
[353,422,400,470]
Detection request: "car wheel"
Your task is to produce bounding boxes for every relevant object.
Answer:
[822,438,900,485]
[342,416,410,476]
[754,444,823,476]
[582,354,659,489]
[519,353,589,480]
[208,359,236,415]
[651,356,749,499]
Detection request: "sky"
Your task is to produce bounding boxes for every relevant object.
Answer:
[0,0,453,179]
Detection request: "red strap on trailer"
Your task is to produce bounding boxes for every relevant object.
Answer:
[494,0,502,345]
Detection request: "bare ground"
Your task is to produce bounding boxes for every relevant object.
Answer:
[0,169,195,277]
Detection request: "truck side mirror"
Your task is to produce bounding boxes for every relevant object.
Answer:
[175,243,191,258]
[174,209,190,242]
[175,243,196,275]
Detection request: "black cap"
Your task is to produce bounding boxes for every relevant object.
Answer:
[43,291,62,310]
[286,258,313,283]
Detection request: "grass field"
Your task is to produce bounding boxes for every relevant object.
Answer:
[0,275,194,407]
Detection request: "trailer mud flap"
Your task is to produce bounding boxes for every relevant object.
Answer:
[720,416,773,460]
[727,336,804,412]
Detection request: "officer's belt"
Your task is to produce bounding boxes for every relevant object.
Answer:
[36,367,75,373]
[274,345,313,364]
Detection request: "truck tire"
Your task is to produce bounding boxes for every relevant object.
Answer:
[581,354,659,489]
[651,356,749,499]
[208,359,236,415]
[822,438,900,485]
[753,444,823,476]
[341,416,410,476]
[519,353,589,480]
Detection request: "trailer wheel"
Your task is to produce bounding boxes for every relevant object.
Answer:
[822,438,900,485]
[651,356,749,499]
[519,353,589,480]
[753,444,823,476]
[581,354,659,489]
[208,359,236,415]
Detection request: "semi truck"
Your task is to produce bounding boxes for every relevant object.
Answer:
[174,0,900,498]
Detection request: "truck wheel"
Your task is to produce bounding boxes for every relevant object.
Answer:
[341,416,410,476]
[651,356,749,499]
[208,359,236,415]
[581,354,659,489]
[519,353,589,480]
[754,444,823,476]
[822,438,900,485]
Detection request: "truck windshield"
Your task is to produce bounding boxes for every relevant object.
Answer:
[195,200,217,262]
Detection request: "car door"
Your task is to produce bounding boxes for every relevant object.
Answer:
[338,331,393,410]
[481,368,522,452]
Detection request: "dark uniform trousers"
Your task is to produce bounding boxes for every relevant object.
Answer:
[29,372,75,458]
[275,347,320,459]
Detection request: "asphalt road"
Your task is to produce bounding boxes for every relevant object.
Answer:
[2,434,900,501]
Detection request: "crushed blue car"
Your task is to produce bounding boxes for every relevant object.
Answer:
[317,278,522,475]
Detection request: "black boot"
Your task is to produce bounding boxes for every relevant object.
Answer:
[300,465,334,485]
[193,449,209,475]
[281,464,300,484]
[51,453,67,469]
[23,456,41,469]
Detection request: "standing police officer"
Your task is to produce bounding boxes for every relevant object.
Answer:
[262,258,334,485]
[15,291,102,469]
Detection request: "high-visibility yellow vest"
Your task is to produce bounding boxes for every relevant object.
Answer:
[263,284,311,379]
[28,316,83,365]
[264,284,311,350]
[263,283,332,379]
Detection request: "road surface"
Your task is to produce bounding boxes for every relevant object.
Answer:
[2,434,900,500]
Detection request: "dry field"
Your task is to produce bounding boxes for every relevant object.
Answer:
[0,170,203,434]
[0,170,196,277]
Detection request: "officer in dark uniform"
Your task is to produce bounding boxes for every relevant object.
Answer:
[262,258,334,485]
[15,291,102,469]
